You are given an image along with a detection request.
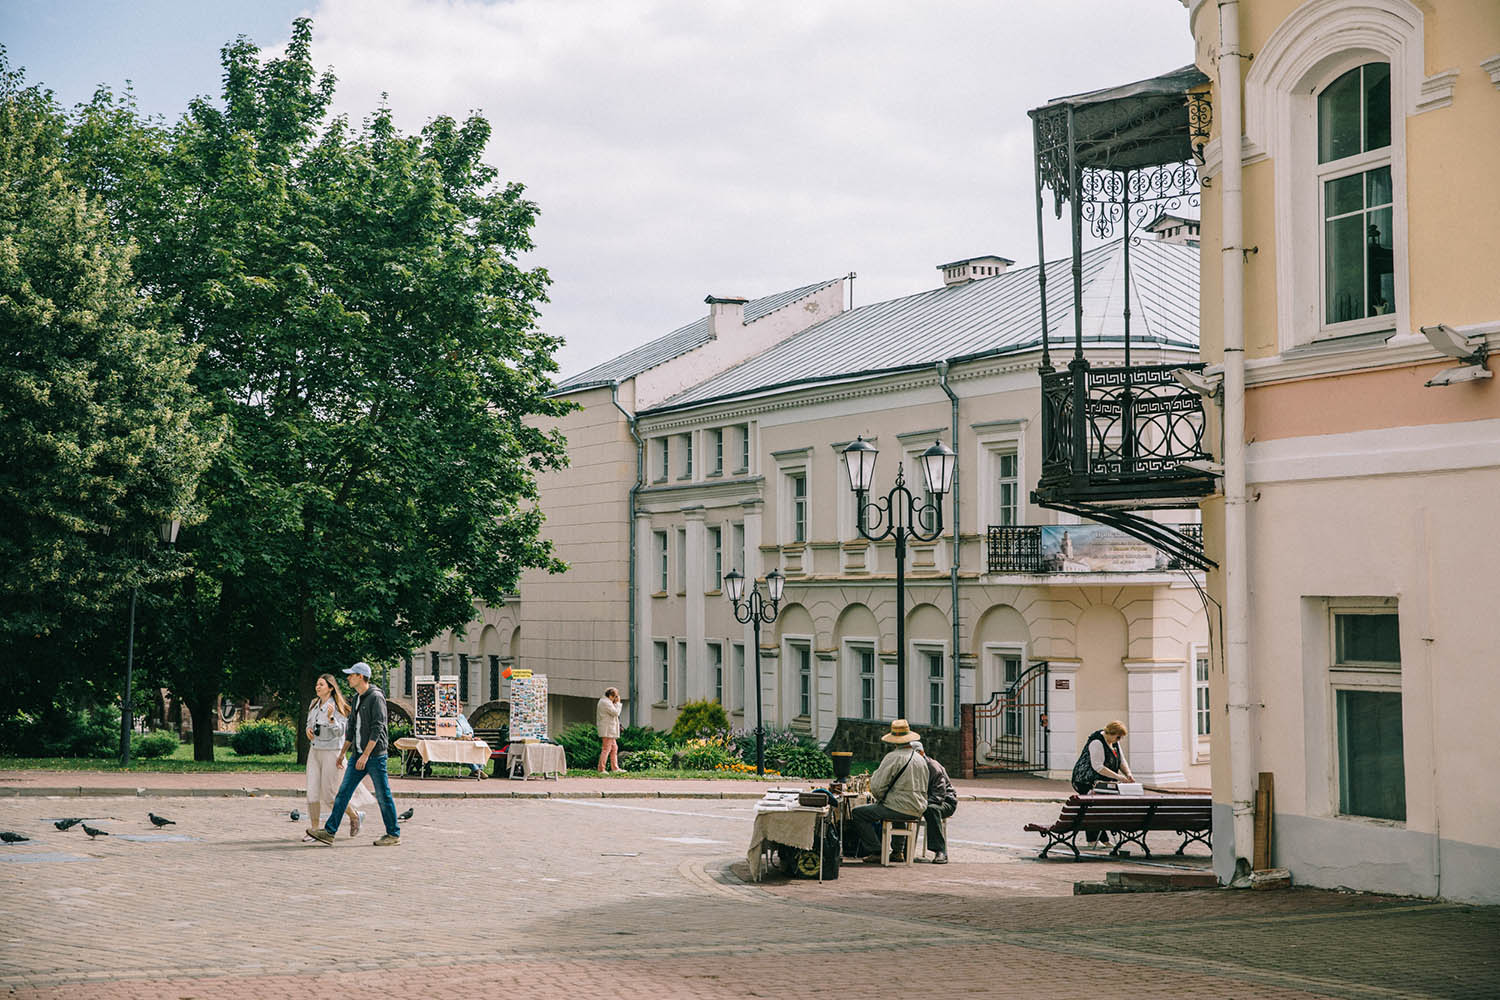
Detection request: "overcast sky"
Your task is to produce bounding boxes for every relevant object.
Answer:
[8,0,1195,379]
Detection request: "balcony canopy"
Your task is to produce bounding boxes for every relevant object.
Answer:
[1031,64,1210,175]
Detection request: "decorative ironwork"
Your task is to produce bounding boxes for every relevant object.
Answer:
[1187,91,1213,166]
[1080,162,1200,241]
[1032,107,1072,219]
[988,526,1043,573]
[972,661,1050,774]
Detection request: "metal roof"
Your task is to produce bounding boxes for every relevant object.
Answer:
[645,238,1198,414]
[553,277,843,394]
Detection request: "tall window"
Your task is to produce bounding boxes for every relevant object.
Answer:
[858,647,876,719]
[1194,651,1211,740]
[926,649,946,727]
[732,643,745,712]
[655,641,670,703]
[1000,653,1022,736]
[795,644,812,717]
[489,655,500,702]
[738,424,750,472]
[1318,63,1394,329]
[682,433,693,478]
[676,640,688,707]
[658,438,670,481]
[707,526,722,591]
[458,654,469,703]
[731,522,745,573]
[709,643,723,705]
[996,451,1019,526]
[654,531,668,592]
[1332,609,1403,821]
[710,428,723,474]
[789,472,807,543]
[675,527,686,592]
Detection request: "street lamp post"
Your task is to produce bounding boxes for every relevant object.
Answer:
[724,567,784,776]
[842,436,956,720]
[121,518,180,767]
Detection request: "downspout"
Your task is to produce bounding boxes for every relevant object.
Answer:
[611,382,643,727]
[1218,0,1254,885]
[937,361,961,728]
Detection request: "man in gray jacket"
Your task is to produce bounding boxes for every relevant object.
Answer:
[307,662,402,846]
[849,719,928,862]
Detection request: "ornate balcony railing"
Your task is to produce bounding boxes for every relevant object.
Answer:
[988,523,1205,574]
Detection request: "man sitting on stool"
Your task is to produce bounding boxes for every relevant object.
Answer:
[849,719,928,863]
[912,740,956,864]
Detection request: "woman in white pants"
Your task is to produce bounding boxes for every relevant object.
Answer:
[304,673,374,837]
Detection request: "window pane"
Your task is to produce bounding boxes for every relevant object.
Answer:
[1363,62,1391,152]
[1367,207,1395,316]
[1325,173,1363,217]
[1336,613,1400,664]
[1325,213,1365,324]
[1365,165,1392,209]
[1317,65,1363,163]
[1337,689,1405,821]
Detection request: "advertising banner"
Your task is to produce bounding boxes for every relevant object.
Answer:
[1038,525,1172,573]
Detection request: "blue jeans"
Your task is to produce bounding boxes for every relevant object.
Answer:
[324,753,399,838]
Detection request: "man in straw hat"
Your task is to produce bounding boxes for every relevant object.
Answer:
[848,719,929,862]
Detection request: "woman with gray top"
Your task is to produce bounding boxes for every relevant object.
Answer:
[304,673,373,838]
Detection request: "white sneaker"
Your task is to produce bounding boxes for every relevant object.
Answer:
[349,811,365,838]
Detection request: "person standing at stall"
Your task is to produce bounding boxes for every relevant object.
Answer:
[596,687,622,773]
[1071,720,1134,847]
[307,662,401,846]
[849,719,928,862]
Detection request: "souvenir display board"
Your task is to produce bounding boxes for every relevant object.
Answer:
[508,672,548,741]
[414,675,459,737]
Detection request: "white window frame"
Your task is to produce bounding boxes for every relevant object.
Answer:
[1191,642,1211,763]
[656,437,670,483]
[676,639,688,708]
[708,428,723,475]
[654,640,670,705]
[972,420,1026,532]
[774,449,812,546]
[843,639,879,721]
[675,527,687,595]
[918,643,948,728]
[1327,600,1404,824]
[653,531,668,593]
[782,636,814,723]
[708,641,724,706]
[706,525,722,592]
[794,641,812,718]
[731,642,745,713]
[679,432,693,480]
[737,423,751,474]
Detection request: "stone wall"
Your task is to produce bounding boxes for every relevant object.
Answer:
[825,718,961,772]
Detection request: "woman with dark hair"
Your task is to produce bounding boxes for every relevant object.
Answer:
[1071,720,1134,847]
[304,673,373,838]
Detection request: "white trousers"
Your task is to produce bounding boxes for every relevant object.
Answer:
[306,748,374,826]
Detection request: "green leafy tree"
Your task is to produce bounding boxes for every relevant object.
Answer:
[0,54,217,718]
[62,21,570,759]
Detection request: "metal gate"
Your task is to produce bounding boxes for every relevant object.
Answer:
[972,660,1049,773]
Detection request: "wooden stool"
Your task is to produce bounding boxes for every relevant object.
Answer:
[880,819,917,866]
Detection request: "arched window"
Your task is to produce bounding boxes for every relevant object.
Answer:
[1318,63,1394,327]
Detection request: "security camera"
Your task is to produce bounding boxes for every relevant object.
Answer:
[1172,367,1223,397]
[1425,364,1493,388]
[1420,324,1487,363]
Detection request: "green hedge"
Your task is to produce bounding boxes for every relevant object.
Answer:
[130,731,179,759]
[670,701,729,741]
[553,722,601,767]
[0,704,121,757]
[622,747,671,771]
[229,720,295,756]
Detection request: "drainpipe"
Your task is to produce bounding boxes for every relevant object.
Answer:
[611,382,643,727]
[1218,0,1254,885]
[937,361,962,728]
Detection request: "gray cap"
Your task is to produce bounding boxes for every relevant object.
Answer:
[910,740,924,752]
[343,661,372,677]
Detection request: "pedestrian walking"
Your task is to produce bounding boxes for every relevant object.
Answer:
[306,662,401,846]
[303,673,376,839]
[596,687,622,772]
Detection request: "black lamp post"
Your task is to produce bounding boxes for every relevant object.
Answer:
[842,436,957,720]
[724,566,784,776]
[121,518,180,767]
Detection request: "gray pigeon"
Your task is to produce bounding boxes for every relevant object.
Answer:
[398,807,414,821]
[0,831,29,843]
[148,813,175,827]
[81,824,108,839]
[290,809,301,821]
[54,818,83,831]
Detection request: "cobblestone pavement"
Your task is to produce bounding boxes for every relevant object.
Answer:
[1,795,1495,999]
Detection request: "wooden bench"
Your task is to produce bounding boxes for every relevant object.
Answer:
[1023,794,1212,860]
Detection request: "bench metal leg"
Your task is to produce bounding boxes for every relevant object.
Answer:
[1036,829,1081,860]
[1109,829,1151,858]
[1176,828,1212,855]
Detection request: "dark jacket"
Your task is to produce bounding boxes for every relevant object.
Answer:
[348,685,389,756]
[925,756,958,811]
[1071,729,1120,794]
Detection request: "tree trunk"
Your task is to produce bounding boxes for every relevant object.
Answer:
[187,691,216,761]
[294,595,318,765]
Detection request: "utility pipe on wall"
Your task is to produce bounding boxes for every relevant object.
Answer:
[1218,0,1255,885]
[611,382,643,727]
[936,361,963,728]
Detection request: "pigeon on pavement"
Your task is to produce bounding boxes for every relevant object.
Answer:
[81,824,109,839]
[398,807,414,821]
[0,831,29,843]
[148,813,176,827]
[54,818,83,831]
[290,809,300,821]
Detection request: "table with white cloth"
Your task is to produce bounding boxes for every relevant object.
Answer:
[394,737,490,778]
[746,805,830,881]
[505,742,567,780]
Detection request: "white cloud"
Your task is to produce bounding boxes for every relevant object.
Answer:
[296,0,1194,377]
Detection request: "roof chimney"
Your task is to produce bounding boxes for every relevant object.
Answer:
[705,295,748,338]
[936,254,1015,287]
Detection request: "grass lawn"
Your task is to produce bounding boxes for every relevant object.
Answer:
[0,741,302,773]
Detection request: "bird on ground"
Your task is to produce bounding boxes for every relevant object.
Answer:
[148,813,175,827]
[1,831,29,843]
[398,807,414,821]
[81,824,108,839]
[290,809,300,821]
[54,818,83,831]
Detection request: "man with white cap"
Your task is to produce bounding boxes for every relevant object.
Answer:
[307,662,401,846]
[848,719,928,862]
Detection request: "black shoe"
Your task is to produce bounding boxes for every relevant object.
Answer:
[932,852,949,864]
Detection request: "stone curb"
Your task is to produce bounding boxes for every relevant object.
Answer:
[0,784,1066,803]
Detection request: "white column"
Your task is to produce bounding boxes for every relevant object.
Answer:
[635,513,654,713]
[684,506,706,702]
[1044,658,1082,779]
[1123,659,1188,785]
[815,650,837,742]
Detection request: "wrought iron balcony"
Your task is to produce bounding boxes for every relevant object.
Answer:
[988,523,1205,574]
[1034,360,1219,510]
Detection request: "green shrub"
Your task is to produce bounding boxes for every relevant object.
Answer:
[387,722,413,745]
[732,726,818,764]
[622,747,671,771]
[229,720,295,756]
[130,731,179,759]
[768,744,834,779]
[675,734,737,771]
[671,700,729,741]
[553,722,601,768]
[619,725,665,752]
[1,704,122,758]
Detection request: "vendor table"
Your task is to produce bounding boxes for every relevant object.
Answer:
[506,742,566,780]
[747,805,831,882]
[393,737,490,778]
